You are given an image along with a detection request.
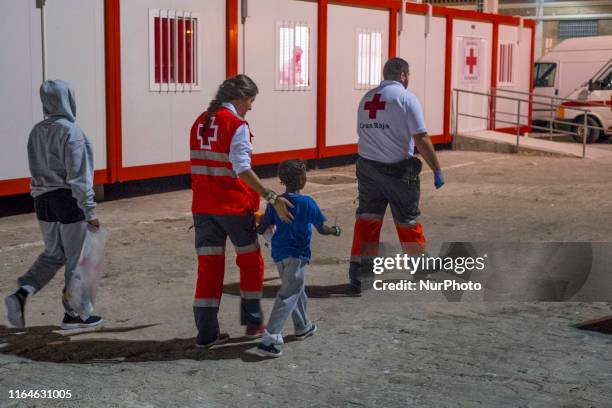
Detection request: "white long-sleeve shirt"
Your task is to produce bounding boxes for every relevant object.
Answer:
[222,102,253,174]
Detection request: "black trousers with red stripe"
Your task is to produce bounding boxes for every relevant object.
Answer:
[349,157,426,290]
[193,212,264,344]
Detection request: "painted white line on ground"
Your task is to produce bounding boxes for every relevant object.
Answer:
[0,240,44,254]
[309,156,509,196]
[422,156,509,174]
[310,185,357,197]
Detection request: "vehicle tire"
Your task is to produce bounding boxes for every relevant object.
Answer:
[572,116,602,144]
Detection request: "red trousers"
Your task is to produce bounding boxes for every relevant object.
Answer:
[192,213,264,341]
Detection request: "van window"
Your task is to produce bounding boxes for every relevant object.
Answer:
[592,65,612,91]
[533,63,556,88]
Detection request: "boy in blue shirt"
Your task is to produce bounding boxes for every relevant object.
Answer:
[254,160,341,357]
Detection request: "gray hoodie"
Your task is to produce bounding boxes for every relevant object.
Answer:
[28,80,96,221]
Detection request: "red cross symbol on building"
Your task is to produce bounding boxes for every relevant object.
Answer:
[364,93,386,119]
[466,47,478,74]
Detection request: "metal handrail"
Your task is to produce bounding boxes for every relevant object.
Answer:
[492,113,605,133]
[458,113,522,128]
[492,87,611,108]
[550,118,606,132]
[496,110,530,119]
[464,89,597,111]
[452,87,594,158]
[529,123,590,137]
[460,89,594,113]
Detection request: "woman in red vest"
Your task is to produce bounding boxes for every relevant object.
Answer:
[190,75,292,348]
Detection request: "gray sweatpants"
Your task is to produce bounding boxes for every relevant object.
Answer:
[262,257,312,346]
[18,220,87,315]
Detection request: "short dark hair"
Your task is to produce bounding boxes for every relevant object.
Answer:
[278,159,307,192]
[383,58,410,80]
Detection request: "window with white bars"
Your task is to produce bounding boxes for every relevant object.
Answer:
[356,29,383,90]
[498,42,515,86]
[276,22,311,91]
[149,9,200,92]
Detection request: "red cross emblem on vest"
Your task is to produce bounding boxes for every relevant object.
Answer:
[197,116,219,150]
[466,48,478,74]
[364,93,386,119]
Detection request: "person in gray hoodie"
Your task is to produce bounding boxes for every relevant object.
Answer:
[5,80,103,330]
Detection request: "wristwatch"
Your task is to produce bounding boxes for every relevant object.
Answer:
[264,189,278,205]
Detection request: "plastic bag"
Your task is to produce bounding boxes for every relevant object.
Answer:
[66,226,109,320]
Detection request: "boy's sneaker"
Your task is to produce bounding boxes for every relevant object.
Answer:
[196,332,230,349]
[253,343,282,358]
[245,324,266,339]
[5,291,27,329]
[295,323,317,341]
[60,314,104,330]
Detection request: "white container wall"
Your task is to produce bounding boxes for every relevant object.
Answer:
[326,4,389,147]
[495,24,532,128]
[399,14,447,137]
[120,0,226,168]
[0,0,106,182]
[0,1,536,195]
[239,0,318,154]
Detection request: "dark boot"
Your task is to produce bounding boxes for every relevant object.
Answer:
[240,298,263,326]
[194,306,220,346]
[348,262,362,295]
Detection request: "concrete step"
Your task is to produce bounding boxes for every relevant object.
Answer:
[454,130,612,159]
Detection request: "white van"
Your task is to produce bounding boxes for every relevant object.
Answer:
[532,35,612,125]
[557,59,612,143]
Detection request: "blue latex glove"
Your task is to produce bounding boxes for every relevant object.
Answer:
[434,170,445,189]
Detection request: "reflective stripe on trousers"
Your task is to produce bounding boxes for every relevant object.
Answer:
[193,298,220,308]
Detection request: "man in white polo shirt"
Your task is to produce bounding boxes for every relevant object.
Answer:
[349,57,444,294]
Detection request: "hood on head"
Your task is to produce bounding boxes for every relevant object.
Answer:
[40,80,77,122]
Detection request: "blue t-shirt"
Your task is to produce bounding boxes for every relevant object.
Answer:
[262,193,326,263]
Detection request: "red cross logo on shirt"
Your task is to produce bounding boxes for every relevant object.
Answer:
[466,48,478,74]
[364,93,386,119]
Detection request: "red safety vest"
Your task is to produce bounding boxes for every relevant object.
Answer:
[190,107,260,215]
